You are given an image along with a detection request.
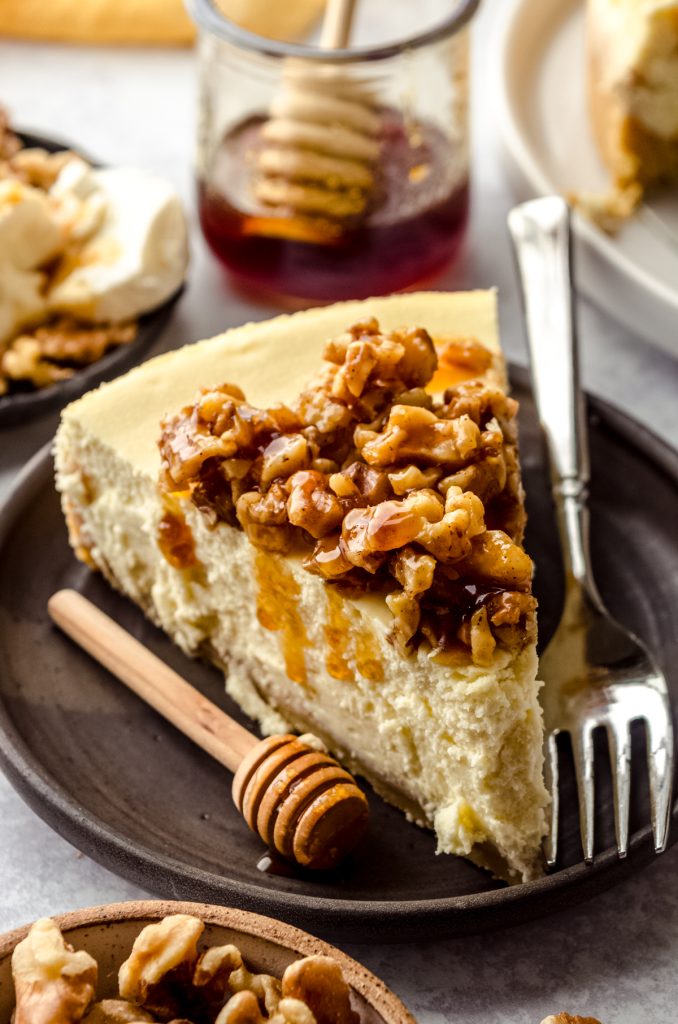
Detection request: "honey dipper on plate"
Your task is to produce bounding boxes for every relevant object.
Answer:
[252,0,381,225]
[48,588,369,871]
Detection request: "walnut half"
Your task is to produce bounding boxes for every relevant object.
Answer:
[118,914,204,1021]
[12,918,98,1024]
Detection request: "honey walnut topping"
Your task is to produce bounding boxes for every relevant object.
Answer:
[159,319,535,664]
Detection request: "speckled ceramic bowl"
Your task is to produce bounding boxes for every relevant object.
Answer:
[0,900,414,1024]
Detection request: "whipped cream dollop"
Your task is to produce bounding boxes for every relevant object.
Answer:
[0,155,188,345]
[0,180,63,344]
[48,160,189,322]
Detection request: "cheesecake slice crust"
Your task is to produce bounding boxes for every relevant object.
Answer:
[55,292,548,884]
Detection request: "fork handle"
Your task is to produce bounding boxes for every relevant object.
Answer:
[508,197,600,599]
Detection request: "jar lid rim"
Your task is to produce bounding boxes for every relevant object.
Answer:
[186,0,479,62]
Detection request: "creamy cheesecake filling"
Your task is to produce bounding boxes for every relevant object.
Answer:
[55,292,548,884]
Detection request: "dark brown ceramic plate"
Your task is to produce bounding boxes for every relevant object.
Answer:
[0,371,676,943]
[0,132,184,428]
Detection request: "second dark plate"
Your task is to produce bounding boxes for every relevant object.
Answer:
[0,131,184,427]
[0,371,676,942]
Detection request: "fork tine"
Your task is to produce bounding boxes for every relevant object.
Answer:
[572,725,595,863]
[645,700,674,853]
[607,719,631,858]
[543,732,560,867]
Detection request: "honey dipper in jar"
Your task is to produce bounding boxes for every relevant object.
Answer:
[252,0,381,232]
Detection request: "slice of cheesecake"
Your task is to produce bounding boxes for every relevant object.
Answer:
[54,291,548,884]
[588,0,678,198]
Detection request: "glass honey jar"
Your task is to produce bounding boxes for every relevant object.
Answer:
[187,0,480,303]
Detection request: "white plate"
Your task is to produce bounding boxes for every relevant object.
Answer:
[496,0,678,357]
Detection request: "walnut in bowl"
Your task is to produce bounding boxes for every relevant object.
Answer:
[0,902,413,1024]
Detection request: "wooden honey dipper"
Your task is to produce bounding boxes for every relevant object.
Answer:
[47,589,369,871]
[253,0,381,224]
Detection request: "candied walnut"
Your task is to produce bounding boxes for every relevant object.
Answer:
[439,453,507,505]
[442,380,517,428]
[286,470,344,539]
[83,1001,154,1024]
[390,546,435,597]
[487,590,537,627]
[260,435,310,486]
[438,336,493,377]
[293,374,353,434]
[304,535,354,579]
[161,386,276,489]
[324,320,436,402]
[342,500,421,571]
[458,529,533,591]
[388,464,441,495]
[392,328,438,388]
[12,918,98,1024]
[386,589,420,649]
[341,462,391,504]
[466,606,496,667]
[281,956,359,1024]
[487,590,537,647]
[392,386,433,410]
[328,473,358,499]
[415,486,485,563]
[118,914,203,1021]
[355,406,481,468]
[237,486,293,552]
[485,443,526,542]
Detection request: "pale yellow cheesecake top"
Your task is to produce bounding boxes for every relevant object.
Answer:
[62,291,499,477]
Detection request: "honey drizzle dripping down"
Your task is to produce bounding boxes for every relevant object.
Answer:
[254,550,311,688]
[157,501,198,570]
[324,588,384,683]
[324,588,353,682]
[354,622,384,682]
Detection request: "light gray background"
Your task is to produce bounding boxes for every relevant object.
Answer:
[1,3,678,1022]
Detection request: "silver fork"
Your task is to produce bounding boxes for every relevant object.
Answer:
[508,195,674,867]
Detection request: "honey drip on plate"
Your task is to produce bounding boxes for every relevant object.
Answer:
[254,550,310,687]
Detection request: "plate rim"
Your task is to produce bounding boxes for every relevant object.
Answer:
[0,379,676,941]
[0,129,185,427]
[495,0,678,352]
